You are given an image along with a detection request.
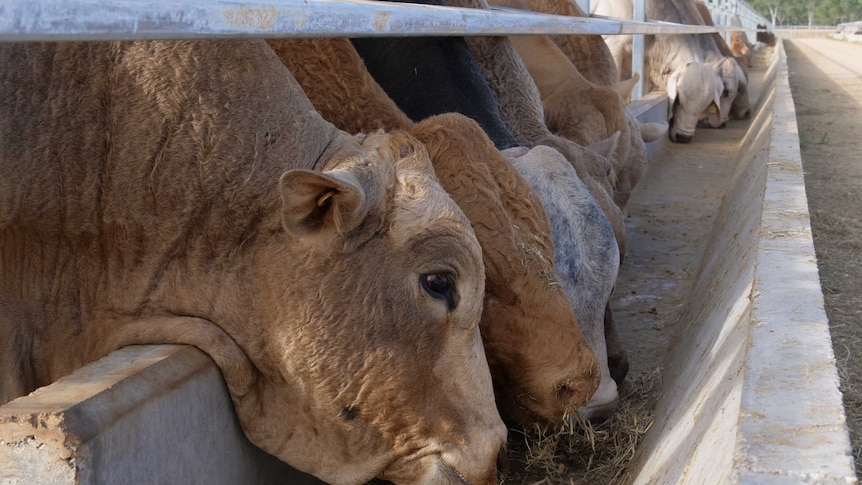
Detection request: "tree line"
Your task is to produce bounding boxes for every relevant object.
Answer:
[749,0,862,26]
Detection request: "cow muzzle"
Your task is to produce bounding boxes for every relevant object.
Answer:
[670,132,693,143]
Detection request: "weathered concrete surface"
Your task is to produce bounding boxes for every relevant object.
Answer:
[616,42,856,484]
[0,345,323,484]
[736,41,856,484]
[628,90,669,159]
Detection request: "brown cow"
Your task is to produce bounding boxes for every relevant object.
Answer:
[0,40,507,484]
[730,31,753,66]
[269,38,600,423]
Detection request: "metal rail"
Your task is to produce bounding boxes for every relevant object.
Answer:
[0,0,749,42]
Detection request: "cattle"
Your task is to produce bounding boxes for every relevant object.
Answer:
[505,145,621,420]
[756,24,777,46]
[0,39,508,485]
[316,8,630,415]
[349,31,520,151]
[505,0,667,209]
[440,0,637,393]
[592,0,724,142]
[487,0,635,170]
[488,0,666,211]
[335,15,633,417]
[411,115,601,424]
[268,37,601,424]
[524,0,621,86]
[367,0,621,246]
[692,0,751,122]
[420,0,622,264]
[730,31,753,66]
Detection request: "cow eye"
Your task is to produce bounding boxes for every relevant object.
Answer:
[421,273,458,311]
[722,89,730,98]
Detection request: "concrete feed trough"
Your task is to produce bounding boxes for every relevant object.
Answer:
[0,41,856,484]
[615,41,856,484]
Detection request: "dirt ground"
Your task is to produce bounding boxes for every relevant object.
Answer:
[785,38,862,477]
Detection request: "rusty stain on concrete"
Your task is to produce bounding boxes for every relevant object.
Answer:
[222,7,279,30]
[372,12,390,31]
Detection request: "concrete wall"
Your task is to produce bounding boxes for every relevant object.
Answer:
[0,345,324,484]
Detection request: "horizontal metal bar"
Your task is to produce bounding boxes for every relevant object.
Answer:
[590,13,751,31]
[0,0,746,42]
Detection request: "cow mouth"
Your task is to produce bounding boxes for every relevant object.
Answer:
[438,462,473,485]
[371,454,484,485]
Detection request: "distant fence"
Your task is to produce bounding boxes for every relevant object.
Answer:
[774,25,838,39]
[702,0,769,44]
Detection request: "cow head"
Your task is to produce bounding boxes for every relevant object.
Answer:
[731,32,752,58]
[730,66,751,120]
[412,114,601,426]
[702,57,749,126]
[667,61,723,143]
[254,131,506,484]
[507,145,622,423]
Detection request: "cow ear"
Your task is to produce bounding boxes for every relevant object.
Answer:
[666,69,680,119]
[587,130,621,159]
[279,169,367,238]
[737,77,748,95]
[712,78,724,110]
[611,73,639,100]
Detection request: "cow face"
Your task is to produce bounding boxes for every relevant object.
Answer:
[730,73,751,120]
[246,132,506,485]
[508,145,622,423]
[709,57,749,125]
[668,62,723,143]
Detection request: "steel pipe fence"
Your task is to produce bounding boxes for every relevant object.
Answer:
[0,0,771,101]
[0,0,762,41]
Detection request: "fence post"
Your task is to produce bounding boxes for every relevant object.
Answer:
[632,0,645,100]
[576,0,590,16]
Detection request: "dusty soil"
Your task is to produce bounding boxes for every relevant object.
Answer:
[785,38,862,477]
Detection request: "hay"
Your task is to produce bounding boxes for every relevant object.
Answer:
[500,368,662,485]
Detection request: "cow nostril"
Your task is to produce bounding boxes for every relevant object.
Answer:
[556,383,577,403]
